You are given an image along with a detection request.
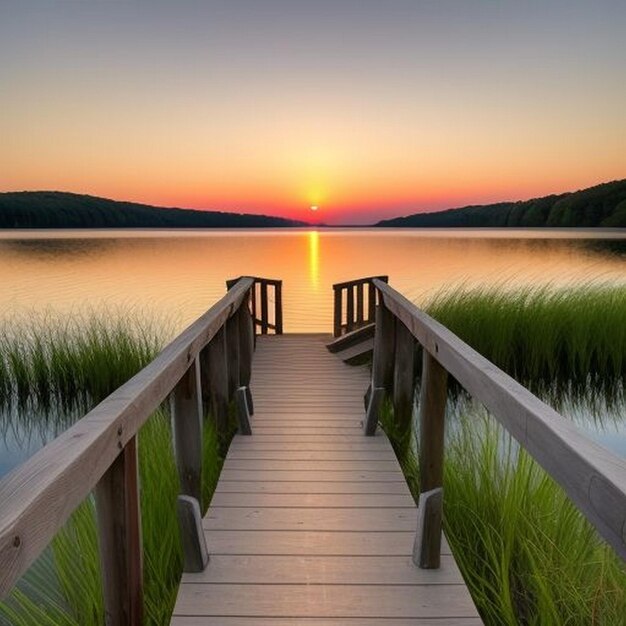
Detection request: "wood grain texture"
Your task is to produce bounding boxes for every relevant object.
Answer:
[171,333,479,623]
[374,278,626,561]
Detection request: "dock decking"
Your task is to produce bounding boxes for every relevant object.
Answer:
[171,334,481,624]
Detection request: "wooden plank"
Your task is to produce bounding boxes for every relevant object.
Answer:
[260,281,269,334]
[206,530,452,556]
[221,459,401,472]
[356,282,364,324]
[181,554,462,585]
[374,278,626,560]
[172,583,477,618]
[210,493,414,508]
[219,470,407,483]
[393,320,415,439]
[94,437,143,626]
[227,450,396,460]
[225,311,240,398]
[274,281,283,334]
[215,482,412,495]
[346,285,355,332]
[177,496,209,573]
[172,618,483,626]
[203,507,416,531]
[0,278,254,597]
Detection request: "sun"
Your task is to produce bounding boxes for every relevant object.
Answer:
[310,205,319,212]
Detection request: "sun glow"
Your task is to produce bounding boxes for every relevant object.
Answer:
[308,230,320,290]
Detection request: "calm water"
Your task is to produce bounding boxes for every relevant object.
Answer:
[0,228,625,475]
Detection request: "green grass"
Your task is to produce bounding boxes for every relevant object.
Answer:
[424,283,626,408]
[0,313,230,625]
[377,283,626,625]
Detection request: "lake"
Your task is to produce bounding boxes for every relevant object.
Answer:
[1,228,625,475]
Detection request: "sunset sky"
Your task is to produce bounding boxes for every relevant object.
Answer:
[1,1,625,224]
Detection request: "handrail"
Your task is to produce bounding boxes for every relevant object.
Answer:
[227,276,283,335]
[365,278,626,565]
[0,276,265,620]
[332,275,388,337]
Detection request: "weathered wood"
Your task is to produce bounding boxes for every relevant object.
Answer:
[356,283,364,324]
[171,361,203,503]
[274,281,283,334]
[238,293,254,415]
[413,488,443,569]
[333,286,342,337]
[260,281,269,334]
[177,495,209,573]
[416,350,447,568]
[94,437,143,626]
[371,304,396,393]
[0,277,254,599]
[393,320,415,442]
[225,311,240,398]
[207,325,229,434]
[235,387,252,435]
[368,282,377,322]
[373,277,626,562]
[326,323,375,353]
[346,285,355,332]
[364,386,384,436]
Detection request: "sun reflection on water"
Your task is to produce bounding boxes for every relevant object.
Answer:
[308,230,320,290]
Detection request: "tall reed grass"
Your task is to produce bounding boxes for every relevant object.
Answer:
[425,283,626,408]
[0,313,228,625]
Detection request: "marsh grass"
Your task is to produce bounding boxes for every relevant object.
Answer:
[0,313,229,625]
[424,283,626,410]
[381,401,626,625]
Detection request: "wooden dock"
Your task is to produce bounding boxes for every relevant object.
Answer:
[171,334,480,624]
[2,275,625,626]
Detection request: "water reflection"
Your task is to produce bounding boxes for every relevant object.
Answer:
[308,230,320,290]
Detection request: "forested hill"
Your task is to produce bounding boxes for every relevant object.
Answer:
[376,180,626,228]
[0,192,307,228]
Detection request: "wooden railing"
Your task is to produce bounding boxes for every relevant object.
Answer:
[0,276,278,623]
[228,276,283,335]
[362,277,626,567]
[332,276,388,337]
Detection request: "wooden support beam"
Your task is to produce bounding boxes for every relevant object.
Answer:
[238,293,254,415]
[274,282,283,334]
[177,495,209,573]
[225,311,240,399]
[260,282,269,334]
[371,304,396,393]
[235,386,252,436]
[393,320,415,443]
[413,488,443,569]
[346,286,354,332]
[333,287,342,337]
[356,283,364,325]
[171,361,203,503]
[414,350,448,568]
[367,282,376,323]
[364,386,384,436]
[95,437,143,626]
[207,325,229,434]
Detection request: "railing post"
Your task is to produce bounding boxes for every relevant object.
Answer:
[367,282,376,323]
[207,325,229,434]
[393,319,415,446]
[333,286,342,337]
[356,283,364,326]
[346,285,355,332]
[171,360,203,503]
[225,310,240,399]
[364,302,396,435]
[239,290,255,414]
[95,436,143,626]
[260,281,269,334]
[274,281,283,334]
[413,350,448,569]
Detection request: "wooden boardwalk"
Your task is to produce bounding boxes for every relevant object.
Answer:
[171,334,481,624]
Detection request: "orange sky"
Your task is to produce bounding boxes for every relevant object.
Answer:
[1,2,625,224]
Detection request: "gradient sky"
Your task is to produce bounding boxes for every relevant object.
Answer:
[1,1,625,224]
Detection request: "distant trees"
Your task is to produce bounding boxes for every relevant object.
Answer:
[377,180,626,228]
[0,192,307,229]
